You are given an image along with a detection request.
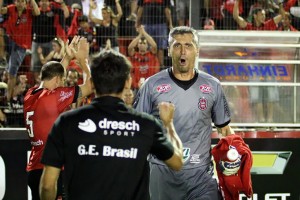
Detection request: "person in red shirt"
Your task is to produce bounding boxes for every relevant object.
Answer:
[128,25,160,90]
[233,0,285,30]
[24,36,93,200]
[278,12,298,31]
[0,0,40,108]
[66,3,83,39]
[233,0,285,123]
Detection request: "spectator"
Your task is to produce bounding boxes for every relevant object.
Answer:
[76,15,98,53]
[285,0,300,30]
[234,0,285,123]
[122,87,134,107]
[0,109,5,127]
[222,0,244,30]
[0,69,7,127]
[0,0,40,109]
[37,37,65,65]
[128,25,160,90]
[89,0,123,52]
[4,74,28,127]
[66,3,83,39]
[136,0,173,68]
[24,36,93,200]
[233,0,285,30]
[65,68,80,109]
[66,68,79,87]
[176,0,190,26]
[133,26,236,200]
[0,20,6,68]
[126,0,137,21]
[278,11,298,31]
[208,0,224,29]
[31,0,69,86]
[39,50,183,200]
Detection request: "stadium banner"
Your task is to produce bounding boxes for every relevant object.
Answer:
[0,131,299,199]
[200,63,294,82]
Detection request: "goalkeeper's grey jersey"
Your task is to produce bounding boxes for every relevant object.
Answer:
[133,67,231,169]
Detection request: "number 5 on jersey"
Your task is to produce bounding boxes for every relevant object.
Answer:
[26,111,34,137]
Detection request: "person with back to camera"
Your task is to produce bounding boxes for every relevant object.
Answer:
[39,50,183,200]
[24,36,93,200]
[133,26,241,200]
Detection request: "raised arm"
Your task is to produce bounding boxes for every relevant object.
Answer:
[72,37,93,98]
[135,6,143,28]
[38,47,55,65]
[233,0,247,29]
[30,0,40,16]
[140,26,157,54]
[88,1,102,25]
[159,102,183,171]
[128,33,141,56]
[164,7,173,30]
[60,36,80,69]
[114,0,123,23]
[59,0,70,18]
[273,2,285,25]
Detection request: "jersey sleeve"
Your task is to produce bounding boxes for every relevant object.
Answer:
[41,115,65,168]
[150,118,174,161]
[212,82,231,127]
[56,86,79,113]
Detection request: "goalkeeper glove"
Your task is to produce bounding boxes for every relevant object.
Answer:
[219,155,241,176]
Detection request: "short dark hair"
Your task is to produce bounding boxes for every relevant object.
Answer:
[90,51,132,95]
[78,15,88,23]
[168,26,199,49]
[40,61,65,81]
[252,8,264,15]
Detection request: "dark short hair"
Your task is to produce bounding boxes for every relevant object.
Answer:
[78,15,88,23]
[252,8,264,15]
[90,51,132,95]
[40,61,65,81]
[168,26,199,49]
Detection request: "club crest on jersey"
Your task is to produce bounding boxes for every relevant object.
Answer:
[198,97,207,110]
[199,84,212,93]
[156,84,171,93]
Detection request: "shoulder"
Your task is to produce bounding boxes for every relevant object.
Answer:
[149,68,169,80]
[143,69,169,86]
[197,69,221,84]
[59,104,93,121]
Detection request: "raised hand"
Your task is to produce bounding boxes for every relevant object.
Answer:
[158,102,175,126]
[64,36,80,60]
[73,37,90,62]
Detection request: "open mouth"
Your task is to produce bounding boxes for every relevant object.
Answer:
[180,58,186,65]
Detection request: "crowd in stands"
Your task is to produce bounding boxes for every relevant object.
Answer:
[0,0,298,127]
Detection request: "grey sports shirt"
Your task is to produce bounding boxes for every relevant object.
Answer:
[134,67,231,169]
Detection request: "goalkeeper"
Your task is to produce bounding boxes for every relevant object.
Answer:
[133,26,241,200]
